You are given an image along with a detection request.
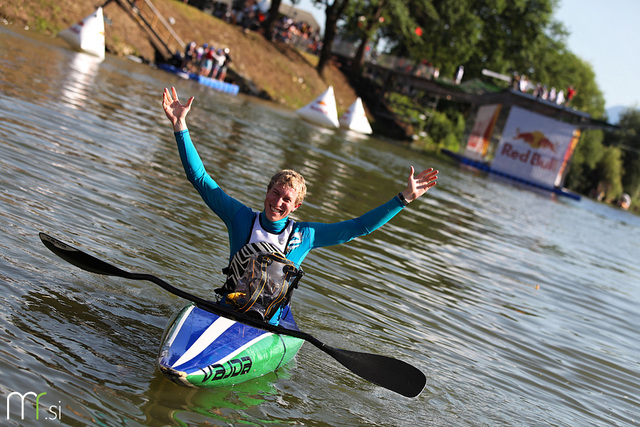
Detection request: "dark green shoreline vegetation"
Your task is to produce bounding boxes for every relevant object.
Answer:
[2,0,638,211]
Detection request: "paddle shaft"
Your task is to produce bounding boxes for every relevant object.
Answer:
[39,232,426,397]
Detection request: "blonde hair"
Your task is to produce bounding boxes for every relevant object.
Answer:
[267,169,307,205]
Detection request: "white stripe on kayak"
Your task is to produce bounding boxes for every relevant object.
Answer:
[208,332,273,367]
[164,305,195,349]
[172,316,236,368]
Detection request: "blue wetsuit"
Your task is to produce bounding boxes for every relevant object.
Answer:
[175,129,407,268]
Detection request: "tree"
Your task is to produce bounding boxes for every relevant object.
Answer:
[378,0,479,78]
[342,0,388,79]
[262,0,284,41]
[595,146,624,202]
[551,51,605,117]
[467,0,556,78]
[340,0,431,79]
[605,108,640,199]
[564,129,605,195]
[314,0,352,77]
[374,0,563,81]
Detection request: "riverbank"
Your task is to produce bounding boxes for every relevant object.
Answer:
[0,0,358,112]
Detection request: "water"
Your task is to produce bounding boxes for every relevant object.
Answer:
[1,26,639,426]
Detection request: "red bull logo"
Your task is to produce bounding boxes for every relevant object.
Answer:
[514,129,557,153]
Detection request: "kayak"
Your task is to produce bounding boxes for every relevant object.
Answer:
[157,303,304,387]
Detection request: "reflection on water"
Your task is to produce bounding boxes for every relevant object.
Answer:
[140,368,296,425]
[60,52,102,109]
[1,25,639,426]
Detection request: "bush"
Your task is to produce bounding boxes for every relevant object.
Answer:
[386,92,465,152]
[596,146,624,202]
[427,110,465,152]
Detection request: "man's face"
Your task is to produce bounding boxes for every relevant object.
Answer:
[263,183,301,222]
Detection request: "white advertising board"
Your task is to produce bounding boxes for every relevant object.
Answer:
[492,107,577,187]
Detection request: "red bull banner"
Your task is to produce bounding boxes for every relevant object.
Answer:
[491,107,578,187]
[465,104,501,160]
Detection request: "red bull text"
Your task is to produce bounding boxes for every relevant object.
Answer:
[500,143,559,171]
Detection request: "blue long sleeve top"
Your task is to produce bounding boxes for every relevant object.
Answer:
[175,129,406,268]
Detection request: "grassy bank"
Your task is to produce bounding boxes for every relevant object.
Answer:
[0,0,358,112]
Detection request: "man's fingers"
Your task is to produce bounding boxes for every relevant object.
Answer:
[415,168,436,177]
[417,169,438,181]
[408,166,415,181]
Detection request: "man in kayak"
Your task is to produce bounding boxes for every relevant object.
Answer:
[162,87,438,325]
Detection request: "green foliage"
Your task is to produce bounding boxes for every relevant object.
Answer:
[30,0,64,33]
[469,0,555,77]
[339,0,408,75]
[577,129,605,170]
[564,126,633,204]
[379,0,481,77]
[386,92,423,122]
[33,16,53,33]
[563,111,640,207]
[565,129,604,194]
[386,93,464,152]
[551,52,605,117]
[426,109,465,152]
[595,147,625,202]
[605,108,640,199]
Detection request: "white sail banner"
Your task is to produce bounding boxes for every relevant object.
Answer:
[58,7,106,59]
[339,97,372,134]
[296,86,339,128]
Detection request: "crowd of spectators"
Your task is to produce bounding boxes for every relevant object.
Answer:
[179,41,232,81]
[172,1,323,80]
[206,1,321,54]
[511,72,576,106]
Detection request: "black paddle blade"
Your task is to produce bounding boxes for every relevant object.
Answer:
[323,346,426,398]
[39,233,131,278]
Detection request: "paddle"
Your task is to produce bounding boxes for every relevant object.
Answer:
[39,232,426,397]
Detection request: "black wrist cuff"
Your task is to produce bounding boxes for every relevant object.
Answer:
[397,192,410,206]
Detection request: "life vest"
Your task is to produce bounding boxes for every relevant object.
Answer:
[217,214,304,321]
